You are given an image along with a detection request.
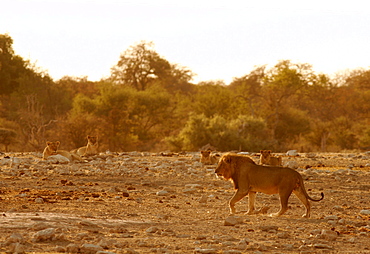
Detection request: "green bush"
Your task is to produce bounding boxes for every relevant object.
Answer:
[166,114,270,152]
[0,128,17,151]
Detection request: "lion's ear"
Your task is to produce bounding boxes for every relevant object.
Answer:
[224,155,232,164]
[268,150,271,153]
[46,141,51,145]
[56,141,60,146]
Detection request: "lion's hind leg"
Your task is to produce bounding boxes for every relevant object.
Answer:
[293,189,311,218]
[270,190,292,217]
[246,191,257,215]
[229,189,248,215]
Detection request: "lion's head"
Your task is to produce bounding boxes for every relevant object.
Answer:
[215,153,256,183]
[260,150,272,161]
[215,153,234,180]
[87,135,98,145]
[46,141,60,154]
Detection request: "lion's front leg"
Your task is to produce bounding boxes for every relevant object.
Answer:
[229,189,248,214]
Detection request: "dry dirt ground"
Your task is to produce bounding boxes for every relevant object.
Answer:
[0,151,369,254]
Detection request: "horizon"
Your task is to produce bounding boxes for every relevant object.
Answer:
[2,0,370,83]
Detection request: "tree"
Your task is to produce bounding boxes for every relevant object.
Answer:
[110,41,171,90]
[0,128,17,151]
[110,41,194,93]
[260,60,312,143]
[0,34,26,95]
[192,81,236,118]
[228,65,265,117]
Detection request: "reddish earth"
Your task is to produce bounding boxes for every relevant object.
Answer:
[0,151,369,253]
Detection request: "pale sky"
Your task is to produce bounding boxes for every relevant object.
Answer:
[1,0,370,83]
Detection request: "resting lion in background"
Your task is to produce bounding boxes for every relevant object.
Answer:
[72,135,99,156]
[43,141,84,162]
[260,150,282,166]
[200,150,221,165]
[215,153,324,218]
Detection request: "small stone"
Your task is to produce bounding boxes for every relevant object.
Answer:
[185,184,203,189]
[324,215,339,221]
[314,243,333,249]
[66,243,80,253]
[32,228,56,242]
[10,243,26,254]
[156,190,169,196]
[198,195,208,203]
[54,246,66,252]
[360,209,370,215]
[29,222,49,231]
[80,244,104,254]
[146,226,159,233]
[320,229,338,241]
[284,160,298,169]
[194,248,218,254]
[224,216,243,226]
[286,150,298,156]
[47,154,70,164]
[34,197,44,204]
[5,233,24,245]
[182,188,197,194]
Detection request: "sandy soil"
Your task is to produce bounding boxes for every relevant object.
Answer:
[0,151,369,254]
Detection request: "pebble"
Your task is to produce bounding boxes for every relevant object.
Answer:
[47,154,70,164]
[34,197,44,204]
[359,210,370,215]
[320,229,339,241]
[314,243,333,249]
[5,233,25,245]
[284,160,298,169]
[156,190,169,196]
[286,150,298,156]
[146,226,159,233]
[224,216,244,226]
[32,228,56,242]
[194,248,218,254]
[80,243,104,254]
[66,243,80,253]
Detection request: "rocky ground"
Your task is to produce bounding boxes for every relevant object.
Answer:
[0,150,369,254]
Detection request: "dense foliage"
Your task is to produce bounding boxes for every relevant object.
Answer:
[1,34,370,152]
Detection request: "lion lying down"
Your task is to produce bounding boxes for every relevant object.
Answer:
[200,150,220,165]
[43,141,84,162]
[215,153,324,218]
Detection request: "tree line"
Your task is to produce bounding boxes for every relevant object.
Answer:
[1,34,370,153]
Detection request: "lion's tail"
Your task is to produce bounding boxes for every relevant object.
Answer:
[308,192,324,202]
[299,175,324,202]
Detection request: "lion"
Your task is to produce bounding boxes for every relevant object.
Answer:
[73,135,99,156]
[215,153,324,218]
[260,150,283,166]
[43,141,84,162]
[200,150,221,165]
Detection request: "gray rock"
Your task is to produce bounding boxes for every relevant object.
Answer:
[156,190,169,196]
[47,154,70,164]
[80,244,104,254]
[320,229,339,241]
[224,216,243,226]
[66,243,80,253]
[146,226,159,233]
[286,150,298,156]
[32,228,56,242]
[360,209,370,215]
